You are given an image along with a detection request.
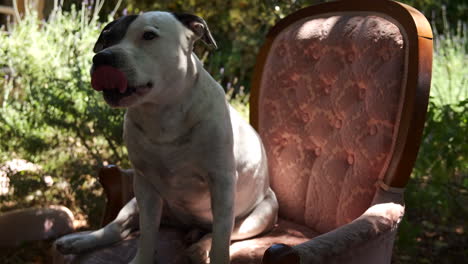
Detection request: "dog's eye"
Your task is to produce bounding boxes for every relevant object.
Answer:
[142,31,157,40]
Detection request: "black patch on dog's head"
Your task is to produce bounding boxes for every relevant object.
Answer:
[93,15,139,53]
[172,13,217,49]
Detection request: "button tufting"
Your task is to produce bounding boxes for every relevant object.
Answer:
[314,147,322,156]
[369,124,378,135]
[280,138,288,147]
[334,118,342,129]
[346,52,355,63]
[347,154,354,165]
[359,88,366,100]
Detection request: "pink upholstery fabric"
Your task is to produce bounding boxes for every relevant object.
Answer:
[231,219,318,264]
[293,187,405,264]
[258,13,407,233]
[52,219,319,264]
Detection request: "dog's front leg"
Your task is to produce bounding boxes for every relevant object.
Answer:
[130,174,163,264]
[209,172,235,264]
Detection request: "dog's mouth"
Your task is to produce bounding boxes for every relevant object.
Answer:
[91,66,152,107]
[102,82,153,105]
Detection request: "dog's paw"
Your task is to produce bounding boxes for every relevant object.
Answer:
[186,235,211,264]
[54,233,97,254]
[186,245,210,264]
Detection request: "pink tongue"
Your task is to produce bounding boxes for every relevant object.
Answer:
[91,66,128,93]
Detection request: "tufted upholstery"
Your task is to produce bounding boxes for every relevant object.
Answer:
[258,13,408,234]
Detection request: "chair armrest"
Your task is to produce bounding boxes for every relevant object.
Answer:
[295,202,404,263]
[99,165,135,226]
[98,165,125,226]
[263,188,404,264]
[263,244,300,264]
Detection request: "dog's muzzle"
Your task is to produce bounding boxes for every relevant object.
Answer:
[91,51,153,105]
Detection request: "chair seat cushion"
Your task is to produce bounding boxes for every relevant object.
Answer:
[230,218,318,264]
[52,218,318,264]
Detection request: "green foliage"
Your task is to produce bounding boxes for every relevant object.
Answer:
[395,20,468,263]
[431,21,468,106]
[397,101,468,263]
[0,2,126,162]
[399,0,468,32]
[0,3,124,227]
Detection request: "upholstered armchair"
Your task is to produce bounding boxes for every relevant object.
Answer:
[251,0,433,263]
[53,0,433,263]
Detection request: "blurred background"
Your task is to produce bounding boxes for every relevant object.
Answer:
[0,0,466,263]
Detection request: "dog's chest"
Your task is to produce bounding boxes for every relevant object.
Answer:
[123,115,210,200]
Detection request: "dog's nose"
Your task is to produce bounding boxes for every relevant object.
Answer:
[93,50,116,67]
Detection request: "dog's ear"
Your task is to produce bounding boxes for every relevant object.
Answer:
[172,13,218,49]
[93,20,117,53]
[93,15,139,53]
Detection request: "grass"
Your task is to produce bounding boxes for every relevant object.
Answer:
[430,17,468,107]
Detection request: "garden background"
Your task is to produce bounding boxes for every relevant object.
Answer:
[0,0,466,263]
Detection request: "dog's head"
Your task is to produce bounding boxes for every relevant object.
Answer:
[90,11,216,108]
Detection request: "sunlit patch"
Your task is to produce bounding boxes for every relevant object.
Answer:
[0,172,9,196]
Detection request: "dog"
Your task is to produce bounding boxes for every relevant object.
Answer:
[55,11,278,264]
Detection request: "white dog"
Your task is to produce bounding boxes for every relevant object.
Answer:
[55,11,278,264]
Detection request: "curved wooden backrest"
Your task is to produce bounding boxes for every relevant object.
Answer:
[250,0,432,191]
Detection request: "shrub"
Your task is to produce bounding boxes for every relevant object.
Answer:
[0,2,123,227]
[395,19,467,263]
[431,19,468,107]
[0,0,249,229]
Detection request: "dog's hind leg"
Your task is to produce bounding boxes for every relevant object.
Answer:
[55,197,139,254]
[186,188,278,263]
[231,188,278,240]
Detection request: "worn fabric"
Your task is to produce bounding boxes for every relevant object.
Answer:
[293,187,404,264]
